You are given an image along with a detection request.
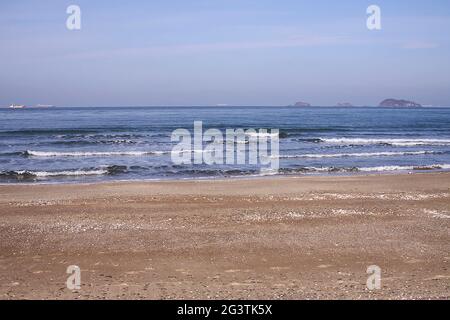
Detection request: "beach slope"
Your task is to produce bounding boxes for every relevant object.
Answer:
[0,173,449,299]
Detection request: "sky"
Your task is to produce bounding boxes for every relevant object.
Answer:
[0,0,450,106]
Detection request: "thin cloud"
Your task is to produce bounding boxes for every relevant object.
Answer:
[65,35,352,60]
[402,41,439,49]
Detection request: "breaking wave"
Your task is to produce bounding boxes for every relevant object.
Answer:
[313,138,450,146]
[245,132,280,138]
[279,164,450,174]
[277,151,440,159]
[25,150,168,157]
[0,165,128,180]
[358,164,450,172]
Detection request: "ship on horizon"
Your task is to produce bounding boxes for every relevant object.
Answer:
[9,104,26,109]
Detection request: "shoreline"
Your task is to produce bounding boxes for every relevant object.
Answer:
[1,169,450,187]
[1,172,449,299]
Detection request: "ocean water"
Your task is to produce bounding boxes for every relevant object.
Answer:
[1,106,450,183]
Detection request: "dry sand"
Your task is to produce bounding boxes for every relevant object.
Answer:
[0,173,449,300]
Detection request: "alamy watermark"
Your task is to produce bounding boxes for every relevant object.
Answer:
[66,5,81,30]
[367,5,381,30]
[366,265,381,290]
[65,5,381,32]
[171,121,279,173]
[66,265,81,290]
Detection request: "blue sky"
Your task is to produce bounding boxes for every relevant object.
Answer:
[1,0,449,106]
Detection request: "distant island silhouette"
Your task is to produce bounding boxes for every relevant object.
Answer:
[379,99,422,107]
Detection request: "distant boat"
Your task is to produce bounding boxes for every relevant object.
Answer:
[9,104,25,109]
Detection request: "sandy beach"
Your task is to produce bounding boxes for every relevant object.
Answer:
[0,173,449,300]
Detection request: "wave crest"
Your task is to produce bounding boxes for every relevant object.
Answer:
[317,138,450,146]
[0,165,128,180]
[278,151,439,159]
[25,150,168,157]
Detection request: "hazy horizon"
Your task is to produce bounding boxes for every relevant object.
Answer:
[1,0,450,107]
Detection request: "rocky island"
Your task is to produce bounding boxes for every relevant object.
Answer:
[379,99,422,107]
[292,101,311,107]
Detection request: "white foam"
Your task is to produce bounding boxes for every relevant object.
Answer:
[246,132,279,138]
[358,164,450,172]
[15,169,108,177]
[289,164,450,173]
[278,151,436,159]
[26,150,167,157]
[319,138,450,146]
[26,150,219,157]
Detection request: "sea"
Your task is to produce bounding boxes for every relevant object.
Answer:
[1,106,450,184]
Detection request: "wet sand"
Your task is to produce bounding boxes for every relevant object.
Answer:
[0,173,449,299]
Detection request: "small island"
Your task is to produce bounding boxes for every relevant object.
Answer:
[336,102,354,107]
[292,101,311,107]
[379,99,422,107]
